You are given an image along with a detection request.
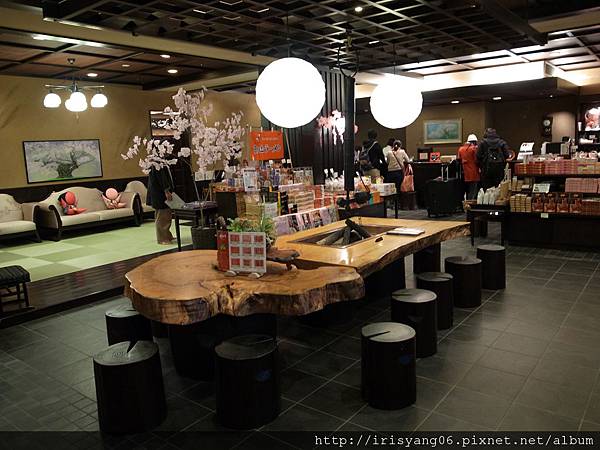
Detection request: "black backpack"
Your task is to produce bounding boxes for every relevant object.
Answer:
[359,142,375,171]
[484,142,505,168]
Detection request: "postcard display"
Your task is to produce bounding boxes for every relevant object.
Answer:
[228,232,267,274]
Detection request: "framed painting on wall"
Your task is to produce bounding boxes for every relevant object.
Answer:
[22,139,103,184]
[423,119,462,144]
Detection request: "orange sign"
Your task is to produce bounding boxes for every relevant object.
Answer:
[250,130,284,160]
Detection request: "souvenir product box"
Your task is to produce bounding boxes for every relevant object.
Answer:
[228,232,266,274]
[532,194,545,212]
[569,194,583,214]
[543,193,557,212]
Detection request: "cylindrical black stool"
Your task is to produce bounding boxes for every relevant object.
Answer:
[413,243,441,274]
[105,304,153,345]
[391,289,437,357]
[444,256,482,308]
[416,272,454,330]
[361,322,416,410]
[477,245,506,290]
[94,341,166,434]
[215,334,280,429]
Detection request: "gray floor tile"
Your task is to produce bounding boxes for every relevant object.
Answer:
[492,332,549,357]
[530,358,597,393]
[458,365,527,400]
[416,356,471,385]
[516,378,590,420]
[476,347,539,377]
[349,405,429,431]
[499,404,580,431]
[300,381,363,420]
[435,386,512,429]
[417,412,486,431]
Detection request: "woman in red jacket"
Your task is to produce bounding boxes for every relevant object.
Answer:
[457,134,480,200]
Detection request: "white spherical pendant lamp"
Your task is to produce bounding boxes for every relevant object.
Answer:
[66,90,87,112]
[256,57,325,128]
[91,92,108,108]
[370,76,423,129]
[43,92,61,108]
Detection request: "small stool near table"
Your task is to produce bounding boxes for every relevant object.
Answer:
[391,289,437,357]
[416,272,454,330]
[0,265,32,317]
[215,334,280,429]
[105,303,153,345]
[477,244,506,290]
[445,256,482,308]
[94,341,167,434]
[361,322,416,410]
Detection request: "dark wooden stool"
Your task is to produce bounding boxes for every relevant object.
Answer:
[0,265,32,316]
[361,322,416,410]
[413,243,441,274]
[364,258,406,300]
[444,256,482,308]
[400,191,417,210]
[416,272,454,330]
[105,303,153,345]
[215,334,280,429]
[94,341,166,434]
[168,313,276,380]
[477,244,506,290]
[391,289,437,357]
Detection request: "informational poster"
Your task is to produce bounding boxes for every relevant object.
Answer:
[250,130,284,160]
[228,232,266,273]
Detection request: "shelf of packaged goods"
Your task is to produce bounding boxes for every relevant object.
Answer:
[509,211,600,218]
[515,173,600,178]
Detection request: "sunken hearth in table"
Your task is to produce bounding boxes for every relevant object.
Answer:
[290,220,396,248]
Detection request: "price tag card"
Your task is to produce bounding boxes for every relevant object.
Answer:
[532,183,551,194]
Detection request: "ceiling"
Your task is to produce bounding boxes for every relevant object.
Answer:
[0,1,598,91]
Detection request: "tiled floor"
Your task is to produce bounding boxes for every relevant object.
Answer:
[0,210,599,448]
[0,221,191,281]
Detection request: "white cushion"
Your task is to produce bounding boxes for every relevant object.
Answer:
[95,209,134,221]
[142,205,155,213]
[0,220,36,235]
[60,212,103,226]
[0,194,24,223]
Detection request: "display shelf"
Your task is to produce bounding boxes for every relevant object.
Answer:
[515,173,600,178]
[509,211,600,218]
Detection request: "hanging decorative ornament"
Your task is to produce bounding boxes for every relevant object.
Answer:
[256,57,325,128]
[370,76,423,129]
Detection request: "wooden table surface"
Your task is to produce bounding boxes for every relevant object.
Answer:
[125,250,364,325]
[276,216,470,277]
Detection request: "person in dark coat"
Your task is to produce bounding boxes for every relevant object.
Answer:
[476,128,511,190]
[147,166,174,244]
[361,129,386,181]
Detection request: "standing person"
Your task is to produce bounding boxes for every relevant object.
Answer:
[147,166,175,244]
[360,129,386,181]
[385,140,410,194]
[477,128,511,190]
[457,133,480,200]
[382,138,395,164]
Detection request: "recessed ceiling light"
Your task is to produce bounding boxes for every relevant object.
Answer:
[451,100,460,104]
[493,96,502,101]
[121,63,130,67]
[160,54,171,59]
[32,35,46,40]
[549,94,554,98]
[224,15,240,20]
[167,68,178,74]
[87,72,98,77]
[193,9,208,14]
[355,6,364,13]
[368,40,379,44]
[251,7,269,13]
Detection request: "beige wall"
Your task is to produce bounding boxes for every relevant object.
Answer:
[405,102,487,156]
[0,74,261,189]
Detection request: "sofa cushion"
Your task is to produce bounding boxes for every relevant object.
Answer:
[95,208,134,221]
[125,180,148,204]
[60,212,103,226]
[0,194,24,223]
[0,220,36,235]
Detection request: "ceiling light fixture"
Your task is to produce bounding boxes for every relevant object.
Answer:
[251,7,269,13]
[493,96,502,100]
[91,91,108,108]
[87,72,98,77]
[256,57,325,128]
[121,63,131,67]
[43,91,61,108]
[370,76,423,129]
[160,54,171,59]
[167,68,178,74]
[368,40,379,44]
[32,35,47,40]
[355,6,364,13]
[451,100,460,104]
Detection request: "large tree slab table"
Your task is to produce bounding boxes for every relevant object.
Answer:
[276,217,470,278]
[124,250,364,326]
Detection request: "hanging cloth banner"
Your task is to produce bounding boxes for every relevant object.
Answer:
[250,130,284,160]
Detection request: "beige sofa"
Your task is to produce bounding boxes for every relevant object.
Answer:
[125,180,154,219]
[0,194,40,242]
[36,187,140,240]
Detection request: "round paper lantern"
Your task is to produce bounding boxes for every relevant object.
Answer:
[256,57,325,128]
[66,91,87,112]
[43,92,61,108]
[370,77,423,129]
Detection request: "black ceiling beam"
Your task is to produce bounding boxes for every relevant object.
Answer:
[41,0,111,21]
[479,0,547,46]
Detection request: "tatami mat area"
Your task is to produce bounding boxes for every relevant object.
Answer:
[0,221,191,281]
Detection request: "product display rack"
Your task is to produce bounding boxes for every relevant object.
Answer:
[506,172,600,249]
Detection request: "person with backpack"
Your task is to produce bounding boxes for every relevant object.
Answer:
[477,128,512,190]
[457,133,480,199]
[359,129,386,181]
